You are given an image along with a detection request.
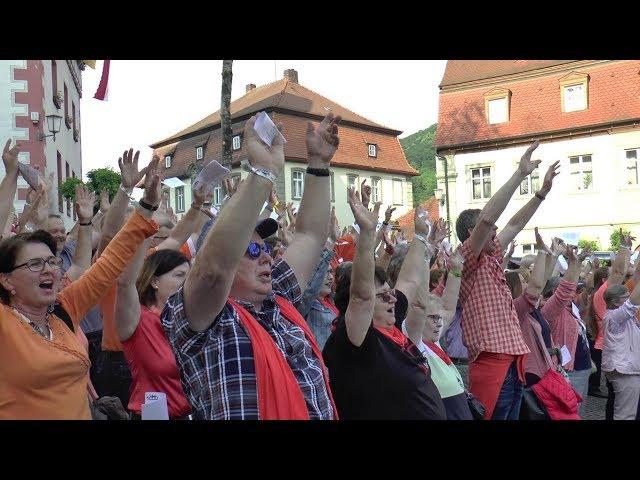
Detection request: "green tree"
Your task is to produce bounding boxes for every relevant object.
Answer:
[400,123,437,206]
[578,239,600,252]
[610,228,632,251]
[60,177,85,200]
[85,167,121,201]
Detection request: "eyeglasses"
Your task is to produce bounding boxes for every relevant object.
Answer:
[12,256,63,272]
[246,241,273,260]
[375,289,396,303]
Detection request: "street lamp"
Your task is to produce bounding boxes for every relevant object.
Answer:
[39,113,63,141]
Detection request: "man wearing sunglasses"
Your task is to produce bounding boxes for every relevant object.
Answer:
[162,112,341,420]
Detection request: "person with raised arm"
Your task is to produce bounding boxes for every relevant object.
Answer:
[162,113,341,420]
[455,140,560,420]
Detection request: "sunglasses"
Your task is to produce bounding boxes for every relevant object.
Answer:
[12,256,63,272]
[246,241,273,259]
[375,289,396,303]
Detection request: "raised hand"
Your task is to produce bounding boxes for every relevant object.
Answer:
[564,244,578,264]
[223,177,241,200]
[99,188,111,213]
[191,175,209,207]
[360,179,371,209]
[328,206,340,241]
[74,185,96,223]
[539,160,560,196]
[578,245,592,262]
[118,148,147,190]
[430,218,450,246]
[448,247,465,272]
[141,155,162,207]
[414,208,432,237]
[2,139,21,174]
[244,113,285,176]
[306,112,342,166]
[534,227,553,255]
[268,188,279,208]
[551,237,567,256]
[518,140,541,176]
[286,202,296,228]
[347,187,380,232]
[384,205,396,224]
[506,240,517,258]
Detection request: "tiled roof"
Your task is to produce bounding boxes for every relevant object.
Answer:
[395,197,440,239]
[151,78,399,148]
[439,60,577,88]
[435,60,640,150]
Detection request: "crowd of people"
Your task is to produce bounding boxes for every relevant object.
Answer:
[0,113,639,420]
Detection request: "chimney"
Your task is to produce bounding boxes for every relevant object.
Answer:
[246,83,256,93]
[283,69,299,84]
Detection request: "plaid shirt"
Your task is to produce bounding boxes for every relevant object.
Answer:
[458,237,530,363]
[161,259,334,420]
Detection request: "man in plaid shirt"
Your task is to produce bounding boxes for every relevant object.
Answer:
[455,141,560,419]
[162,112,341,419]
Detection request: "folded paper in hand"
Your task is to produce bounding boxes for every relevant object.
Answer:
[18,163,41,191]
[141,392,169,420]
[192,160,230,197]
[254,112,286,147]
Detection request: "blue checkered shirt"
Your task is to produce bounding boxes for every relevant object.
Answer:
[161,259,334,420]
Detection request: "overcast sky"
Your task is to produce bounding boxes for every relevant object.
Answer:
[79,60,447,177]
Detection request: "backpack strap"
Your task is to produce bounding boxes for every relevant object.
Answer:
[52,303,74,333]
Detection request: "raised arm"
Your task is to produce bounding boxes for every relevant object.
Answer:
[96,149,149,256]
[541,245,579,322]
[394,208,434,307]
[468,141,540,258]
[441,249,464,333]
[283,113,341,292]
[65,186,96,282]
[56,157,161,325]
[497,160,560,247]
[114,240,149,341]
[404,265,429,347]
[344,188,381,347]
[183,115,284,332]
[631,260,640,306]
[609,231,633,285]
[297,240,335,318]
[0,140,20,235]
[525,249,548,298]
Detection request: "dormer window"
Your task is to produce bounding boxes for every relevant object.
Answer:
[368,144,377,158]
[233,135,241,151]
[165,155,172,168]
[559,71,589,113]
[484,88,511,125]
[196,146,203,160]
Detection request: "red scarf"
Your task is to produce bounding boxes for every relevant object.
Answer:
[228,296,338,420]
[319,297,339,316]
[374,325,409,349]
[425,341,452,365]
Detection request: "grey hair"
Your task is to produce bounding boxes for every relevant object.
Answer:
[604,284,629,309]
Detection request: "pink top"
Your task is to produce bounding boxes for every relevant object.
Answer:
[122,305,191,418]
[541,279,579,371]
[514,292,555,381]
[592,282,608,350]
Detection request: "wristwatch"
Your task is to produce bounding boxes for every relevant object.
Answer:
[242,161,277,184]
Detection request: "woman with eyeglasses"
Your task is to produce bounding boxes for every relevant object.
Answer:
[0,157,161,419]
[323,189,445,420]
[402,250,473,419]
[114,247,192,420]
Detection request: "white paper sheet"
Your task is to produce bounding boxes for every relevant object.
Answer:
[141,392,169,420]
[192,160,230,197]
[161,177,186,189]
[254,111,286,147]
[559,345,572,367]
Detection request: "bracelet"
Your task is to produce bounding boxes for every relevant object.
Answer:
[535,192,546,201]
[242,161,277,184]
[138,199,158,212]
[79,221,92,227]
[306,167,330,177]
[198,207,215,220]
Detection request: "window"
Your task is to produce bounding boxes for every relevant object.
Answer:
[165,155,172,168]
[563,84,586,112]
[368,144,377,158]
[64,83,68,124]
[347,174,359,193]
[292,170,304,200]
[392,179,403,205]
[625,149,639,185]
[57,152,63,213]
[175,186,185,213]
[471,167,492,200]
[522,244,537,254]
[233,135,241,151]
[72,102,76,127]
[329,172,335,202]
[213,185,222,206]
[72,171,77,221]
[484,88,511,125]
[569,155,593,191]
[371,177,382,203]
[196,146,203,160]
[65,162,71,217]
[520,168,540,195]
[51,60,58,102]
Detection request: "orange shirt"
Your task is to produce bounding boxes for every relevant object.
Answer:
[101,242,192,351]
[0,210,157,419]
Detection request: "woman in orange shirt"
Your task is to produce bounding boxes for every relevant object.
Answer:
[0,156,162,420]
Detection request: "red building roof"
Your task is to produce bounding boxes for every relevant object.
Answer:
[435,60,640,151]
[395,197,440,239]
[152,71,417,178]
